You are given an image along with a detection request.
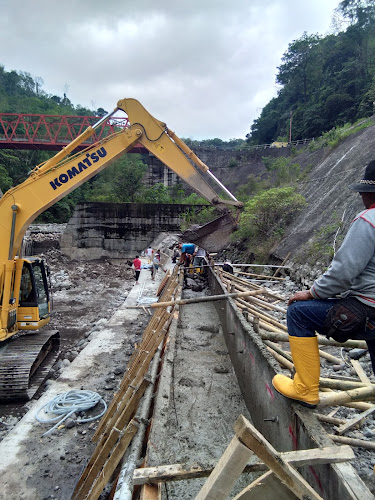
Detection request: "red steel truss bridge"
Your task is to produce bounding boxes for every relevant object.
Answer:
[0,113,144,152]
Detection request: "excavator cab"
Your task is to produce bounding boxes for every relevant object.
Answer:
[17,257,51,330]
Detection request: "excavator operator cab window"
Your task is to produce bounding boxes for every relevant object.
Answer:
[19,261,50,319]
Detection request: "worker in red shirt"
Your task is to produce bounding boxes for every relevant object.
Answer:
[133,255,142,284]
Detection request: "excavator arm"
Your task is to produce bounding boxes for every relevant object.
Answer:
[0,98,241,340]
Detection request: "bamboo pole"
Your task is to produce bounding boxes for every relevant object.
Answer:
[219,270,287,300]
[235,299,288,331]
[222,280,287,312]
[261,331,367,349]
[318,350,342,365]
[266,346,294,370]
[237,271,286,281]
[328,434,375,451]
[149,289,265,308]
[318,385,375,407]
[273,252,290,277]
[316,414,346,426]
[235,301,284,333]
[236,299,283,333]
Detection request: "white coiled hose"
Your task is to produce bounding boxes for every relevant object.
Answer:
[36,389,107,437]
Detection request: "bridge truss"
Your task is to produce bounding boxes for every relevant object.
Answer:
[0,113,134,151]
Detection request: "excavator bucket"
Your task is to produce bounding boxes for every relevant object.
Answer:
[182,212,238,253]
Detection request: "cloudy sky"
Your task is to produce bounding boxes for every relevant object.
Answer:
[0,0,341,140]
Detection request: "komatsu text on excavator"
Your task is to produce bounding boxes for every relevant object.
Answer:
[0,98,242,401]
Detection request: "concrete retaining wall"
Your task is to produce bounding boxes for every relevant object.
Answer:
[60,202,204,260]
[207,269,372,499]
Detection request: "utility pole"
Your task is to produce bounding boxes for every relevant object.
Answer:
[289,111,293,143]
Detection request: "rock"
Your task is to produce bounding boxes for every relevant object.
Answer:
[349,349,368,360]
[65,419,76,429]
[333,364,346,371]
[363,428,374,438]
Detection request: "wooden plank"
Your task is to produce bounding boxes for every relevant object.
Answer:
[234,415,323,500]
[195,435,253,500]
[337,405,375,435]
[93,323,167,441]
[232,470,297,500]
[139,484,159,500]
[95,377,150,443]
[83,419,139,500]
[351,359,371,384]
[76,378,149,496]
[132,445,354,484]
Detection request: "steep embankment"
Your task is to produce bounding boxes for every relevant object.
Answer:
[274,125,375,272]
[198,123,375,279]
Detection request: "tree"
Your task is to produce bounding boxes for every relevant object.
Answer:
[336,0,375,27]
[277,33,322,103]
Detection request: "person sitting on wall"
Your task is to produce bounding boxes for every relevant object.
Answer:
[272,160,375,409]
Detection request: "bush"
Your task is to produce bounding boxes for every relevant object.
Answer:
[233,187,307,259]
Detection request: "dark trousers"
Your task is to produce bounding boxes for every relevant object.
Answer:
[135,270,140,281]
[287,299,375,374]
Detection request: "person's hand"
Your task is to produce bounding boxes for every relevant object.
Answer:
[288,290,313,306]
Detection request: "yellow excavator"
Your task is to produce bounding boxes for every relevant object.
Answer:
[0,98,242,401]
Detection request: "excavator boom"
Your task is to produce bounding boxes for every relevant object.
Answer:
[0,98,241,399]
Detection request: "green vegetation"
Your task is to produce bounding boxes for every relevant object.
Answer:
[247,1,375,145]
[233,187,307,261]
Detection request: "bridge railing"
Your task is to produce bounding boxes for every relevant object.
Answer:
[0,113,129,150]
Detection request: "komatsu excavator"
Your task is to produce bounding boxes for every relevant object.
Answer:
[0,98,242,401]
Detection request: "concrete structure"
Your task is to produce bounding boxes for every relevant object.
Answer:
[60,202,202,260]
[206,268,372,499]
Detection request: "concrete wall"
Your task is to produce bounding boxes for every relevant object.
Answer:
[207,269,372,499]
[60,202,202,260]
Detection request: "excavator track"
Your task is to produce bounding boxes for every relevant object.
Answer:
[0,330,60,401]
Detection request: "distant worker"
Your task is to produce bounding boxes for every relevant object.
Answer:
[146,246,153,264]
[222,260,234,274]
[179,243,196,266]
[273,160,375,409]
[172,246,180,264]
[151,250,161,281]
[193,246,207,270]
[133,255,142,284]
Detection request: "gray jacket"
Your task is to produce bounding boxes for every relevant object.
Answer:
[310,207,375,307]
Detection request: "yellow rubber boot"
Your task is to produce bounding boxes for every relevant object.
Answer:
[272,336,320,408]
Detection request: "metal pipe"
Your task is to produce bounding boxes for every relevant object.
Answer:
[8,205,18,259]
[206,169,239,202]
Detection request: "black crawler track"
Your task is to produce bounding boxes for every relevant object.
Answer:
[0,330,60,401]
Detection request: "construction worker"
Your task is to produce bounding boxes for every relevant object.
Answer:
[178,243,196,266]
[273,160,375,408]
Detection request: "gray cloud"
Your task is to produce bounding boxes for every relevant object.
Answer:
[0,0,340,139]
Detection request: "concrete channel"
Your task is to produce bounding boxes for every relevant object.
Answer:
[135,267,373,499]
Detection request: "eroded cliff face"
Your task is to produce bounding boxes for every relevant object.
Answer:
[273,125,375,278]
